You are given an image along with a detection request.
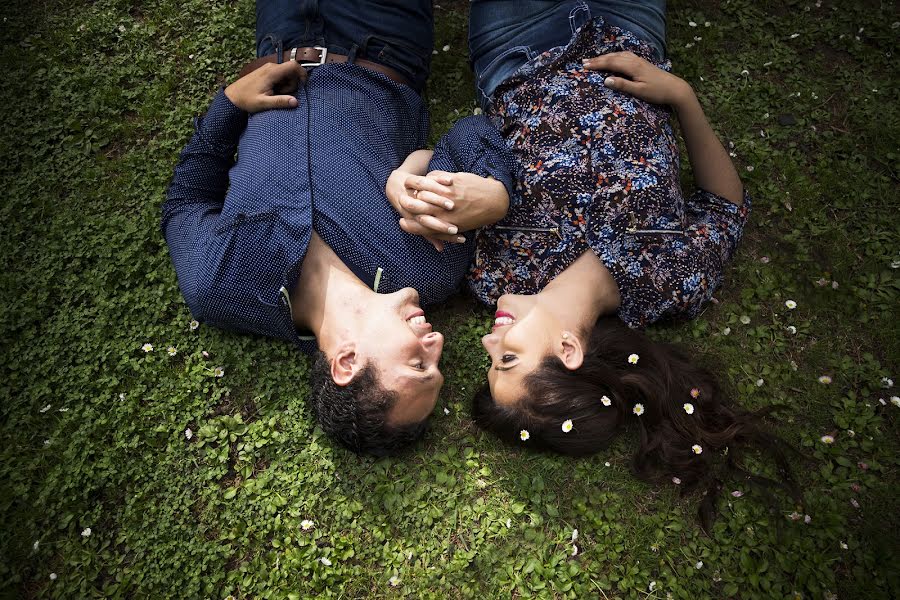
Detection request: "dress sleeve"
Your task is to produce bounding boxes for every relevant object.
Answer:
[427,115,517,202]
[161,89,248,317]
[615,188,751,328]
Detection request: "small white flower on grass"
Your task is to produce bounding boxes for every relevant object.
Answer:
[167,346,177,356]
[33,541,39,551]
[878,397,886,405]
[633,403,645,416]
[43,439,50,446]
[785,300,797,310]
[820,435,834,444]
[627,353,639,365]
[119,393,126,401]
[519,430,530,441]
[571,544,579,556]
[722,326,731,335]
[695,560,704,569]
[840,541,848,550]
[58,407,68,413]
[649,581,657,592]
[790,33,800,39]
[692,444,703,455]
[746,165,755,172]
[831,281,839,289]
[689,20,697,27]
[850,498,860,509]
[731,490,743,498]
[389,575,401,587]
[683,403,695,415]
[818,375,832,385]
[213,367,225,378]
[760,256,770,263]
[301,519,314,531]
[505,518,512,528]
[190,320,199,330]
[81,527,91,538]
[804,514,812,524]
[672,476,681,485]
[601,395,612,406]
[787,325,797,334]
[881,377,894,388]
[49,573,57,581]
[473,107,483,115]
[704,21,711,27]
[604,461,611,467]
[141,343,153,353]
[740,315,751,325]
[890,396,900,407]
[561,419,573,433]
[694,36,702,41]
[570,529,579,543]
[184,428,192,440]
[39,404,51,413]
[202,351,210,359]
[320,557,332,566]
[756,378,765,387]
[788,511,802,521]
[118,24,126,33]
[442,44,450,52]
[443,407,450,415]
[892,260,900,269]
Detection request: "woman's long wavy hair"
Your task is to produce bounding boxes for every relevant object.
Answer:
[473,317,801,531]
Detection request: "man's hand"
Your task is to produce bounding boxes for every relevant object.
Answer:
[387,168,457,251]
[582,51,692,107]
[397,171,509,246]
[225,61,307,113]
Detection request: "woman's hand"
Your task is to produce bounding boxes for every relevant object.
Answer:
[397,171,509,247]
[387,168,456,251]
[582,51,692,107]
[225,61,307,113]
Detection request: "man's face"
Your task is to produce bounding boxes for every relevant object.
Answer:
[356,287,445,425]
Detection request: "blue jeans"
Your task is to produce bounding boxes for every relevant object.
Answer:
[255,0,434,92]
[469,0,666,106]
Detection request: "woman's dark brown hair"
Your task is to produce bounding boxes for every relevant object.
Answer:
[473,317,800,531]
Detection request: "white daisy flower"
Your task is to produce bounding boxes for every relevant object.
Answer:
[473,108,483,115]
[320,557,332,566]
[818,375,832,384]
[301,519,314,531]
[389,575,401,587]
[756,378,765,387]
[213,367,225,378]
[785,300,797,309]
[649,581,657,592]
[890,396,900,407]
[739,315,751,324]
[604,462,611,467]
[787,325,797,334]
[141,343,153,353]
[731,490,743,498]
[850,498,859,509]
[691,444,703,455]
[519,430,530,441]
[505,518,512,528]
[672,476,681,485]
[788,511,802,521]
[820,435,834,444]
[689,20,697,26]
[882,377,894,388]
[683,403,695,415]
[695,560,704,569]
[804,514,812,524]
[443,407,450,415]
[571,529,579,542]
[49,573,57,581]
[840,541,848,550]
[167,346,177,356]
[81,527,91,538]
[442,44,450,52]
[190,320,200,330]
[722,327,731,335]
[632,403,645,416]
[600,395,612,406]
[627,353,639,365]
[561,419,573,433]
[571,544,579,556]
[184,428,192,440]
[39,404,51,413]
[33,541,39,551]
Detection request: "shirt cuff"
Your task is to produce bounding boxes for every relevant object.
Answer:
[193,88,249,149]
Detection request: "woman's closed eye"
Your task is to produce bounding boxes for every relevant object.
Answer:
[496,353,517,371]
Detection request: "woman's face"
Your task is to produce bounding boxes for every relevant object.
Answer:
[481,294,562,407]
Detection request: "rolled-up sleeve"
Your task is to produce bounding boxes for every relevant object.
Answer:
[161,89,248,316]
[427,115,517,202]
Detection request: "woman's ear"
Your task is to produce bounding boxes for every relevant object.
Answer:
[330,342,359,386]
[556,331,584,371]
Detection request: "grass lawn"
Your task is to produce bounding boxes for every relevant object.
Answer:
[1,0,898,598]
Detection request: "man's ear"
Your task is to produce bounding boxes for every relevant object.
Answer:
[556,331,584,371]
[330,342,359,386]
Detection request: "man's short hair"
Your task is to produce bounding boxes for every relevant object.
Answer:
[308,351,428,456]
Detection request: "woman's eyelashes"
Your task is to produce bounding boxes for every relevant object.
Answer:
[501,353,517,364]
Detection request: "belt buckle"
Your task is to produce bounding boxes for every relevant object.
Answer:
[296,46,328,67]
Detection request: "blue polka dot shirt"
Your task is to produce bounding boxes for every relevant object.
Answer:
[162,64,515,352]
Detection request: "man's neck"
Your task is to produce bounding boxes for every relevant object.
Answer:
[540,250,621,333]
[291,233,372,349]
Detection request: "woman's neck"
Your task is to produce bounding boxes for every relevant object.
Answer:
[541,250,621,332]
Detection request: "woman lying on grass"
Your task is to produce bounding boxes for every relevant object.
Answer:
[389,1,799,528]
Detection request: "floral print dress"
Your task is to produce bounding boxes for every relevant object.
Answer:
[467,17,750,328]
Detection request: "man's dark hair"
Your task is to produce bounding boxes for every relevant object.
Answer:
[308,351,429,456]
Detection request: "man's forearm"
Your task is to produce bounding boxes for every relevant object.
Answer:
[672,87,744,206]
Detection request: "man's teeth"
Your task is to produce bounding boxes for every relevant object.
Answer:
[408,315,427,325]
[494,316,515,327]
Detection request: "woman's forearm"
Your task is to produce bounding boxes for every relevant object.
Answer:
[398,149,434,176]
[672,86,744,206]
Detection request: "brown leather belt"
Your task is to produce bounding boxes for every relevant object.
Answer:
[238,45,410,87]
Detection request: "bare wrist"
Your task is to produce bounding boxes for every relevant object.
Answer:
[671,80,696,110]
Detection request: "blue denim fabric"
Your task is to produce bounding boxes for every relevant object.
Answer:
[255,0,434,92]
[469,0,666,106]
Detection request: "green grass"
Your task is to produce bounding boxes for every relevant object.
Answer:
[1,0,898,598]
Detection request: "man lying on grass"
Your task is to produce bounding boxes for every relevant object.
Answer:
[162,0,512,455]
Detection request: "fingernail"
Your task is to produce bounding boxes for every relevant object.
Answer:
[456,236,466,243]
[604,77,615,88]
[445,201,454,210]
[448,226,458,234]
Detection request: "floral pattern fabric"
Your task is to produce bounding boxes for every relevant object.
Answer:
[467,17,750,328]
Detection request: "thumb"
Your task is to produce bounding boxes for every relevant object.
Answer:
[258,94,299,110]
